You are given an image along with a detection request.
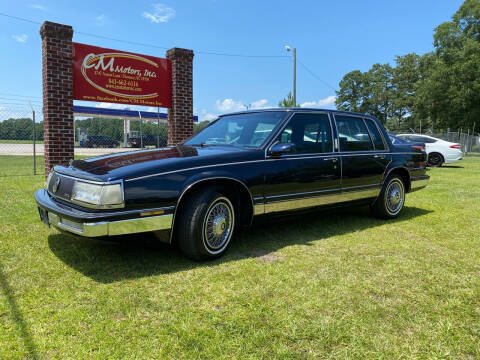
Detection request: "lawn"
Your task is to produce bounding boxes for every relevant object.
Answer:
[0,156,479,359]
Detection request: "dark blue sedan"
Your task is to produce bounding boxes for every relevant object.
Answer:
[36,109,429,260]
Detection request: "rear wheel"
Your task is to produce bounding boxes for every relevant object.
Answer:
[427,152,444,167]
[371,174,406,219]
[177,188,236,261]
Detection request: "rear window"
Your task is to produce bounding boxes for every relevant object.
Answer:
[335,115,373,152]
[364,119,386,150]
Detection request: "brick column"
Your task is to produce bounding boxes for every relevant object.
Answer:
[166,48,194,145]
[40,21,74,177]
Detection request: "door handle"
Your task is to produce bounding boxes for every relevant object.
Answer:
[374,155,385,159]
[324,157,338,162]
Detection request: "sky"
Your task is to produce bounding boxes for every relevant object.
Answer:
[0,0,464,121]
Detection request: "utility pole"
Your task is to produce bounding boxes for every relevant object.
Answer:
[285,45,296,106]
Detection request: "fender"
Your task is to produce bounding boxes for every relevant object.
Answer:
[382,162,411,191]
[169,173,255,243]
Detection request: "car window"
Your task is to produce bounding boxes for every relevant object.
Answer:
[335,115,373,152]
[277,113,332,154]
[419,136,437,143]
[407,135,436,143]
[185,112,286,148]
[365,119,386,150]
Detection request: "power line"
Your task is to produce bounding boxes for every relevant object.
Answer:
[0,12,40,24]
[297,58,337,91]
[0,97,42,103]
[1,12,289,58]
[0,92,41,99]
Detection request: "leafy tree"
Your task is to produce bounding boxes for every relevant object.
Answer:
[335,0,480,132]
[278,92,300,107]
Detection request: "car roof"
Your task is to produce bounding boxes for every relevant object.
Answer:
[220,108,379,121]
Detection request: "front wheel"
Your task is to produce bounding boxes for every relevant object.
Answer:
[177,188,236,261]
[371,175,406,219]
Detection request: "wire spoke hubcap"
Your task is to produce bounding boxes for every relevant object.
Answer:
[203,197,234,252]
[385,180,404,214]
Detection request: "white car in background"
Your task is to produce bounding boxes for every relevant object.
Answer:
[396,134,463,167]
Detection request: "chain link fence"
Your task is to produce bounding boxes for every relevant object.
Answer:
[0,104,44,176]
[389,128,480,153]
[0,104,169,176]
[74,117,168,152]
[2,101,478,176]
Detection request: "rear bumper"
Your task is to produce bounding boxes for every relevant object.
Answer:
[410,175,430,192]
[35,189,173,238]
[444,154,463,163]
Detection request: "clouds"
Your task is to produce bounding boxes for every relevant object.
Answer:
[215,98,271,112]
[199,109,217,121]
[215,98,245,112]
[142,4,175,23]
[95,14,106,27]
[29,4,46,10]
[12,34,28,43]
[300,95,336,108]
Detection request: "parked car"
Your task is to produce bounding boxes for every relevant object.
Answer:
[83,135,119,148]
[35,109,429,260]
[396,134,462,167]
[388,133,426,152]
[129,134,167,148]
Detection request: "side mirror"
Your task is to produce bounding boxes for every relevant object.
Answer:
[269,142,295,156]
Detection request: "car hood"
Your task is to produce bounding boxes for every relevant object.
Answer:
[54,145,263,182]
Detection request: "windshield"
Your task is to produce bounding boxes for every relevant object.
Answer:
[184,112,287,148]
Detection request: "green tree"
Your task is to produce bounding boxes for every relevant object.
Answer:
[278,92,300,107]
[336,0,480,132]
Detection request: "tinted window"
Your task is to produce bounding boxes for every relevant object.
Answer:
[403,135,435,143]
[415,136,437,143]
[277,113,332,154]
[335,116,373,151]
[365,119,386,150]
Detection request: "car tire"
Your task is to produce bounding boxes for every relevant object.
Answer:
[427,152,444,167]
[177,188,236,261]
[371,174,406,219]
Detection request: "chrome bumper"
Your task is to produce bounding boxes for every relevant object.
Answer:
[35,188,173,238]
[47,212,173,237]
[410,176,430,192]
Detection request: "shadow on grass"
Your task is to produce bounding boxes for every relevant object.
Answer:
[0,261,40,359]
[48,205,432,284]
[440,165,464,169]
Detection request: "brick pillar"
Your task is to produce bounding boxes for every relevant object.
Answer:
[166,47,194,145]
[40,21,74,177]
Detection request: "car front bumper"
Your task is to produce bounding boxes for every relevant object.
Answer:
[35,189,173,238]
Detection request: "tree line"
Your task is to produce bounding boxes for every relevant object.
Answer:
[335,0,480,132]
[0,116,210,141]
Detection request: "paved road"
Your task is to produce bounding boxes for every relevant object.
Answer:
[0,143,140,156]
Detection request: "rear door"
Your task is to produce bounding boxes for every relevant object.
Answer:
[334,115,390,198]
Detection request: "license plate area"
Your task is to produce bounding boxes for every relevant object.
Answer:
[38,207,49,227]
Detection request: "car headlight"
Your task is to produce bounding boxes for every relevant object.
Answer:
[71,181,124,208]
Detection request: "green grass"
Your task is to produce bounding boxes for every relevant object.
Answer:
[0,140,44,144]
[1,156,479,359]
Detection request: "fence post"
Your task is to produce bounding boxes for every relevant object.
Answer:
[32,109,36,175]
[138,111,143,148]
